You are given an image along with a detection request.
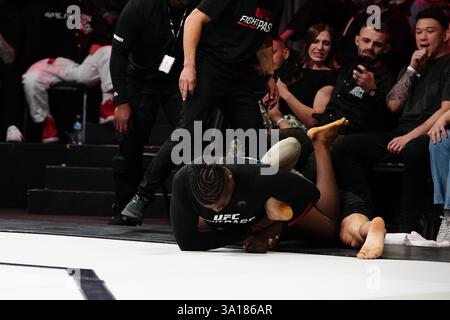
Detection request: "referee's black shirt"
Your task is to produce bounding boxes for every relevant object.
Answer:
[197,0,284,65]
[111,0,197,105]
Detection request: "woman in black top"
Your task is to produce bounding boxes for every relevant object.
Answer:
[268,24,337,130]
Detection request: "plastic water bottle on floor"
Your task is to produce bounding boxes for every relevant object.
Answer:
[72,115,83,145]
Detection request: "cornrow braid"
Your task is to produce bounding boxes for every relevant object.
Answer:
[191,164,226,205]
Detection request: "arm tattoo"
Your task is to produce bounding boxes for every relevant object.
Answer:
[386,70,416,106]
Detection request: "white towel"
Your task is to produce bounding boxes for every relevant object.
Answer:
[384,232,450,247]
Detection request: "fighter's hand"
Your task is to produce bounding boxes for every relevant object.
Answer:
[428,117,448,144]
[243,222,283,253]
[352,65,376,93]
[114,103,132,135]
[265,78,279,109]
[179,66,196,101]
[410,49,429,70]
[243,235,269,253]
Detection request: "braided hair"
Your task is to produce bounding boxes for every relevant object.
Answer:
[191,164,226,205]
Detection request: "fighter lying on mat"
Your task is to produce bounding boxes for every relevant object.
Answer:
[170,119,386,259]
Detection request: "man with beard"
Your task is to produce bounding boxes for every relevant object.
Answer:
[333,8,450,235]
[312,22,394,134]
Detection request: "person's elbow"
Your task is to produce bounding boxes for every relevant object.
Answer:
[186,9,211,27]
[177,241,203,251]
[386,100,402,113]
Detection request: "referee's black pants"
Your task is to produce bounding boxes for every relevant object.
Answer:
[139,56,264,199]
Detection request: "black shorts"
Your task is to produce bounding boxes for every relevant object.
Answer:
[339,191,370,221]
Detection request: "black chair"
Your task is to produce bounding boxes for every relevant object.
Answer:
[23,81,88,142]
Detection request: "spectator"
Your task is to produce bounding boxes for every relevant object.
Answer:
[428,109,450,242]
[271,24,337,131]
[333,8,450,234]
[22,45,114,143]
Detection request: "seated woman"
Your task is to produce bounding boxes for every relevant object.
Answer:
[428,109,450,242]
[268,23,337,131]
[170,118,386,258]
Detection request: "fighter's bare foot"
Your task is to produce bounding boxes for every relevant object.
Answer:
[357,217,386,259]
[307,117,348,146]
[265,197,293,221]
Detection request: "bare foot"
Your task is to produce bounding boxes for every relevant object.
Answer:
[265,197,293,221]
[357,217,386,259]
[307,117,349,146]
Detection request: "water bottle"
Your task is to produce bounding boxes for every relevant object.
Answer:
[72,115,83,145]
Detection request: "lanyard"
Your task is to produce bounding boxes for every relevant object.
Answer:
[168,7,187,39]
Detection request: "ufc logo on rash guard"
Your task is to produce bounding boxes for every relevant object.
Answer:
[209,214,257,224]
[237,7,273,32]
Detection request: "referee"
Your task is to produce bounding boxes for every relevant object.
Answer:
[109,0,198,225]
[117,0,285,226]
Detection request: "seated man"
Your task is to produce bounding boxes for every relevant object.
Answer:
[333,7,450,234]
[22,44,114,143]
[313,21,394,134]
[428,109,450,241]
[169,119,386,259]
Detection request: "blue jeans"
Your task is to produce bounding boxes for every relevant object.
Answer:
[429,131,450,209]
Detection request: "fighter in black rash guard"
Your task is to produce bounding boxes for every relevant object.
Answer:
[171,119,352,252]
[117,0,286,226]
[172,162,320,251]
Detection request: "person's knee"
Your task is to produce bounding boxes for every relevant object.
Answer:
[22,72,43,92]
[332,138,354,164]
[281,136,301,158]
[402,138,430,164]
[429,138,450,156]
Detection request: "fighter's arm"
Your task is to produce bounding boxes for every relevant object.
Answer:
[264,171,320,227]
[243,172,321,253]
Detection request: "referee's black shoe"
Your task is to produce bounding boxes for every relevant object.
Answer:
[108,194,152,226]
[121,193,152,225]
[109,214,141,226]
